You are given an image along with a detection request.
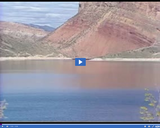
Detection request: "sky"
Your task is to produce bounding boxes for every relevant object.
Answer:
[0,2,79,28]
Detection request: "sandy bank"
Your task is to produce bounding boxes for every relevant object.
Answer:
[90,58,160,61]
[0,57,160,62]
[0,57,72,61]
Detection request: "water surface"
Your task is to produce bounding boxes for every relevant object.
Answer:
[0,60,160,122]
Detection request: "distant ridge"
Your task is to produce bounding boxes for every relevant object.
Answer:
[23,23,55,32]
[0,21,60,57]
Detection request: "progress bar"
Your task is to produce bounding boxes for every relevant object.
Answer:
[1,124,160,128]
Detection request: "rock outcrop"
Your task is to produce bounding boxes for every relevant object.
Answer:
[43,2,160,58]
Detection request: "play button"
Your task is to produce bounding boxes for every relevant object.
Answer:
[79,60,82,65]
[75,58,86,66]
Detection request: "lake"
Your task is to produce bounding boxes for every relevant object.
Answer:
[0,60,160,122]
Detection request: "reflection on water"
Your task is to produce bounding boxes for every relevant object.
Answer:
[1,60,160,93]
[0,60,160,121]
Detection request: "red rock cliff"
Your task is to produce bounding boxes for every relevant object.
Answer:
[43,2,160,58]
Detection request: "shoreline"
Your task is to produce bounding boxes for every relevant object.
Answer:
[0,57,72,61]
[90,58,160,61]
[0,57,160,61]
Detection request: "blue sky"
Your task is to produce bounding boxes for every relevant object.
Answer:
[0,2,79,28]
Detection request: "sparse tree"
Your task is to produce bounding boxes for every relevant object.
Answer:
[140,88,160,122]
[0,100,8,120]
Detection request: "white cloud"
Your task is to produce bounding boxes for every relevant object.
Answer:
[45,13,61,18]
[35,23,53,27]
[13,6,46,11]
[13,6,26,9]
[14,2,21,4]
[1,2,79,28]
[29,7,42,11]
[58,3,79,8]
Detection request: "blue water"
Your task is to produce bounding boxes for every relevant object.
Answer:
[1,60,159,122]
[1,89,150,122]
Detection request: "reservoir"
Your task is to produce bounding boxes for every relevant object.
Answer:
[0,60,160,121]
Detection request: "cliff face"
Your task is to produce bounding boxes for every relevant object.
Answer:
[43,2,160,58]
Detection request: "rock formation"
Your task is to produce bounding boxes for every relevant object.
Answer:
[1,2,160,58]
[43,2,160,58]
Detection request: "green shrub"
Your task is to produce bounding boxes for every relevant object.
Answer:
[0,100,8,119]
[140,88,160,122]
